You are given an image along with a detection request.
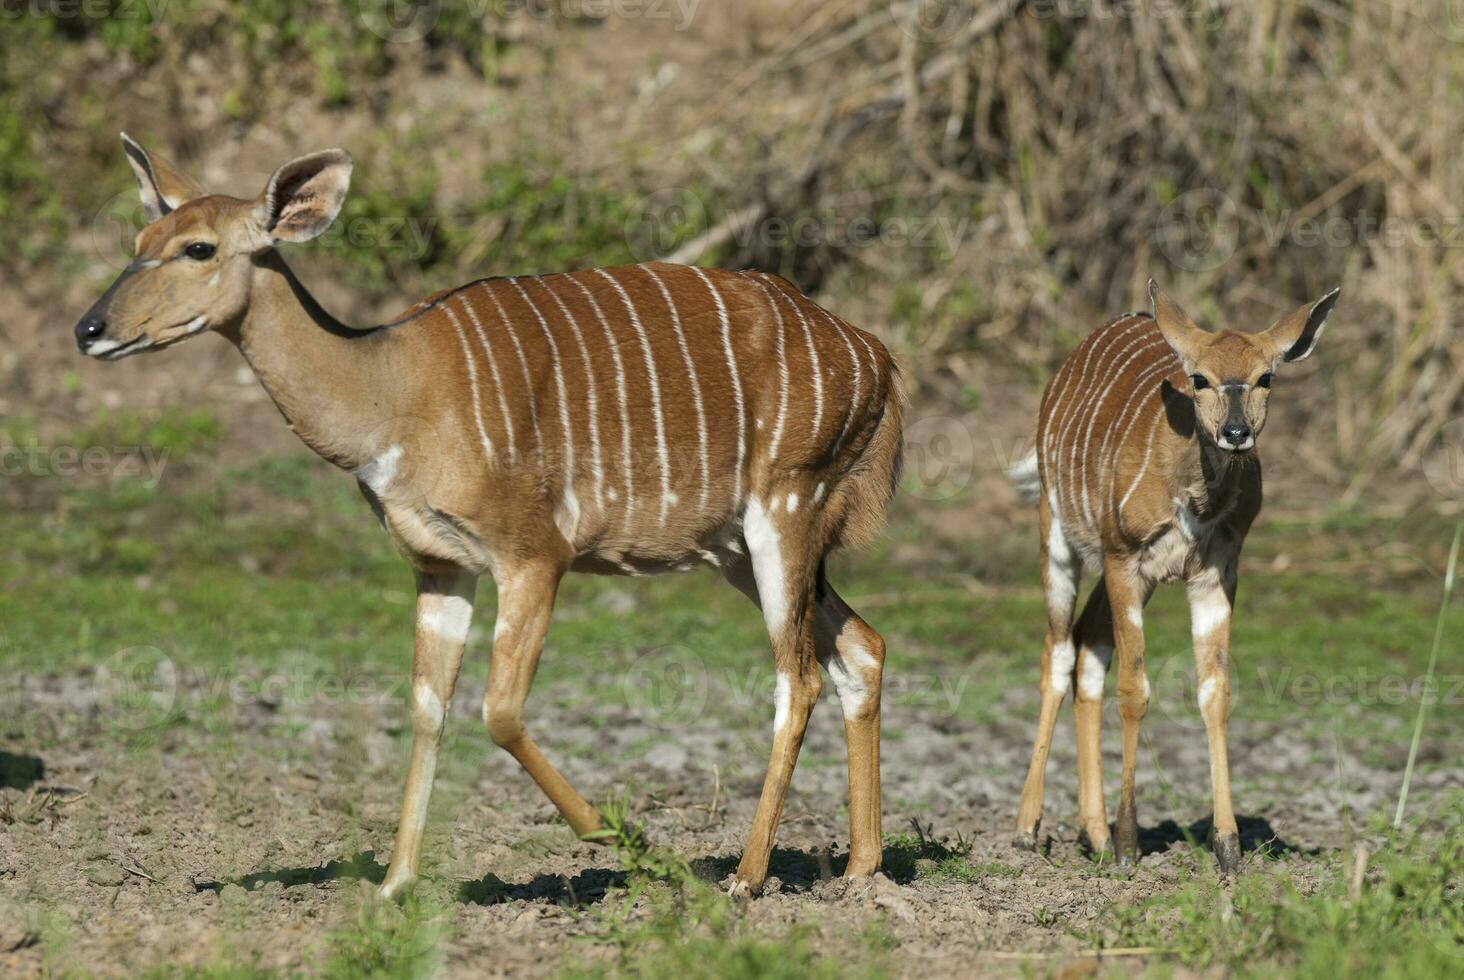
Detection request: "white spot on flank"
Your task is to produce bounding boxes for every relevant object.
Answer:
[813,482,826,503]
[773,672,792,733]
[744,498,788,636]
[785,493,799,513]
[1078,648,1109,700]
[413,679,445,730]
[359,445,403,495]
[1198,676,1219,712]
[422,594,472,643]
[1049,640,1076,696]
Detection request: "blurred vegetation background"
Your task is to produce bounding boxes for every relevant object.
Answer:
[2,0,1463,510]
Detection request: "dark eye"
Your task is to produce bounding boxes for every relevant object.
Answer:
[1257,372,1274,389]
[1190,374,1210,391]
[184,242,216,261]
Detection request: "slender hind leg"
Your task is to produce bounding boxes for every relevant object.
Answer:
[483,558,602,838]
[813,572,886,877]
[1071,578,1115,858]
[727,498,823,896]
[1015,495,1082,849]
[1106,557,1151,866]
[380,565,478,900]
[1188,562,1241,873]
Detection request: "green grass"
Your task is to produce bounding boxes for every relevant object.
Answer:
[4,409,1463,975]
[1095,804,1464,977]
[561,797,889,980]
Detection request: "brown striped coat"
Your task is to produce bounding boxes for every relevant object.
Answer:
[1010,281,1339,874]
[74,140,904,899]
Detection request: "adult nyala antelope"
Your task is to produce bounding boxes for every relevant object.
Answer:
[1009,280,1339,872]
[75,137,903,898]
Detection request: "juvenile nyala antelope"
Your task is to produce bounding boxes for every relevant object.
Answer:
[1009,280,1339,871]
[75,137,903,898]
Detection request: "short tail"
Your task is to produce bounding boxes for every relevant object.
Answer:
[1007,448,1040,505]
[829,367,905,552]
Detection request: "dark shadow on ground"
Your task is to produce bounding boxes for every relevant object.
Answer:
[196,850,387,892]
[0,751,44,790]
[1139,813,1320,858]
[458,867,631,907]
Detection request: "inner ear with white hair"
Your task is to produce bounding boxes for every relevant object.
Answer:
[252,149,354,246]
[1263,287,1340,364]
[1148,278,1210,371]
[121,133,207,222]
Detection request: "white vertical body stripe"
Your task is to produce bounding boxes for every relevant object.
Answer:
[1047,317,1150,519]
[1074,338,1167,529]
[596,269,673,523]
[566,275,636,531]
[822,308,863,452]
[511,278,576,485]
[534,277,606,514]
[642,264,710,511]
[770,286,823,449]
[1063,328,1159,521]
[443,304,495,463]
[692,267,746,507]
[753,277,791,468]
[1100,353,1182,509]
[1049,318,1151,521]
[458,297,516,464]
[483,286,543,465]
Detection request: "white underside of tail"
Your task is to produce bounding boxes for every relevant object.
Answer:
[1007,448,1040,504]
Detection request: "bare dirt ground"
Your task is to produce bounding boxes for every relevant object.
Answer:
[2,656,1451,978]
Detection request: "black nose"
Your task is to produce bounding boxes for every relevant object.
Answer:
[75,316,107,351]
[1221,422,1252,446]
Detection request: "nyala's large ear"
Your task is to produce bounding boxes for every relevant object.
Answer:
[1148,278,1209,370]
[1263,287,1340,364]
[253,149,353,245]
[121,133,207,223]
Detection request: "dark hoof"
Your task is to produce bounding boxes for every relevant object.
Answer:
[1213,832,1242,874]
[1012,829,1039,851]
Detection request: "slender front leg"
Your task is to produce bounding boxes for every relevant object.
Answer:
[1015,497,1082,849]
[1188,563,1241,873]
[380,566,478,900]
[1106,557,1150,867]
[813,578,886,877]
[1071,579,1116,858]
[731,501,823,896]
[482,559,602,837]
